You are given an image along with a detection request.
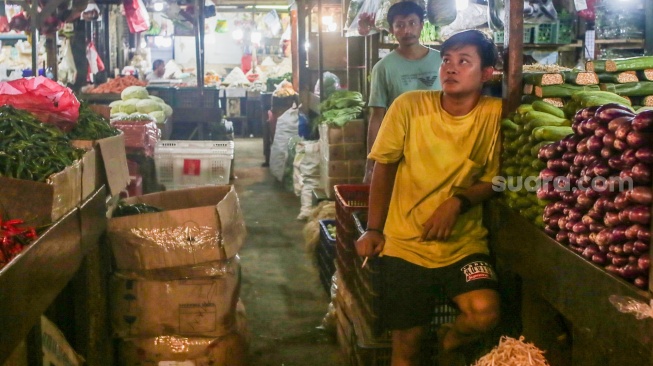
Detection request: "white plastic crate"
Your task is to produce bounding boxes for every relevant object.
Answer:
[154,141,234,190]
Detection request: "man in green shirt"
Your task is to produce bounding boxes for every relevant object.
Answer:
[364,1,442,183]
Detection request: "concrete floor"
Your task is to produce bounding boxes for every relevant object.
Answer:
[231,138,344,366]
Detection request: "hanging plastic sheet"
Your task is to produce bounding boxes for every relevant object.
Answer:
[488,0,558,31]
[346,0,381,37]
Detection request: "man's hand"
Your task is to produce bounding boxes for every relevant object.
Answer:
[420,197,462,241]
[355,231,385,257]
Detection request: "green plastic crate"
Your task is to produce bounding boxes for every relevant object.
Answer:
[492,26,533,44]
[556,18,575,44]
[533,22,557,44]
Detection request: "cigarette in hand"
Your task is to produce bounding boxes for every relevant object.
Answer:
[361,256,369,269]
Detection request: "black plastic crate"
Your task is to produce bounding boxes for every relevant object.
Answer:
[176,88,219,108]
[146,86,177,106]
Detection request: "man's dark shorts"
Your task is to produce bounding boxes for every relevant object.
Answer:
[380,253,499,330]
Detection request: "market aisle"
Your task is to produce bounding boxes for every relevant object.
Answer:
[231,138,343,366]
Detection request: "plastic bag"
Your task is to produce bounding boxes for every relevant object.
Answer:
[0,76,80,131]
[345,0,364,29]
[346,0,381,37]
[314,72,340,98]
[427,0,457,27]
[58,38,77,86]
[294,140,321,220]
[123,0,150,33]
[86,41,105,81]
[609,295,653,320]
[489,0,558,30]
[270,105,299,182]
[440,3,488,39]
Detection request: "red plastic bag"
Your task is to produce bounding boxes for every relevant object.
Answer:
[0,76,80,131]
[577,0,596,21]
[123,0,150,33]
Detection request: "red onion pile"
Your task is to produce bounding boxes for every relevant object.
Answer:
[540,105,653,288]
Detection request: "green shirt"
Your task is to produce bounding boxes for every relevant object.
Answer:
[368,48,442,108]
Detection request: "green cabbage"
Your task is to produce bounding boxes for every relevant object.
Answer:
[160,103,173,118]
[121,86,149,100]
[149,95,164,103]
[119,99,139,114]
[110,112,128,119]
[109,100,124,107]
[136,99,163,113]
[149,111,166,124]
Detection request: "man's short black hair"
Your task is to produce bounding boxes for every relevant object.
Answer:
[441,30,498,69]
[153,59,165,70]
[387,1,425,28]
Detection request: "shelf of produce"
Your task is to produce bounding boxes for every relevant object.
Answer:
[78,92,122,104]
[488,201,653,365]
[0,207,82,363]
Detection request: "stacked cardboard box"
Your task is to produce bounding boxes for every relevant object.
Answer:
[319,120,367,199]
[107,185,249,365]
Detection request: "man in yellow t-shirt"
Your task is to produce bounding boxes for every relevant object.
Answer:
[355,30,502,366]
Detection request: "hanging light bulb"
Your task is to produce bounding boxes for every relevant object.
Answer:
[153,2,165,12]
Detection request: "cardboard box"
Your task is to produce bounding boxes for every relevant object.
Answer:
[41,316,83,366]
[320,119,366,145]
[321,159,366,178]
[72,133,130,197]
[80,148,100,200]
[107,185,247,272]
[0,160,81,226]
[118,301,248,365]
[321,142,367,161]
[111,260,240,338]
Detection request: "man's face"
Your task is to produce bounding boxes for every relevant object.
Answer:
[439,45,493,97]
[390,14,423,47]
[155,64,165,76]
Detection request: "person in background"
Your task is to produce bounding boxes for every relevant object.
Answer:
[146,59,166,81]
[355,30,502,366]
[364,1,442,183]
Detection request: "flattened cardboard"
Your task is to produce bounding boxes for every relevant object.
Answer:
[107,185,246,272]
[80,149,99,200]
[0,161,81,226]
[111,261,240,338]
[72,133,130,197]
[41,316,82,366]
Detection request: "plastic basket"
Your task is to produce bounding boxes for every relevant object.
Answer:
[154,140,234,190]
[556,18,575,44]
[146,86,176,106]
[317,219,337,295]
[533,23,557,44]
[176,88,219,108]
[492,27,533,44]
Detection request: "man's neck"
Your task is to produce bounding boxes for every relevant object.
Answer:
[395,43,427,60]
[441,93,482,116]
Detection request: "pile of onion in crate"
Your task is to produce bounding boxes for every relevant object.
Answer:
[539,105,652,288]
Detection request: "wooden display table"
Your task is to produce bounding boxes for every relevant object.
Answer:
[488,201,653,365]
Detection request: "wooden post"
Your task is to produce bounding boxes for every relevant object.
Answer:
[290,6,300,92]
[501,0,524,116]
[45,33,57,79]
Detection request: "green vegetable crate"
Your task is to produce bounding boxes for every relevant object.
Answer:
[492,26,533,44]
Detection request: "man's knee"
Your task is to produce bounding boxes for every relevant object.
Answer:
[457,290,501,332]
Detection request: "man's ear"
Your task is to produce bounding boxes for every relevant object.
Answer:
[481,67,495,83]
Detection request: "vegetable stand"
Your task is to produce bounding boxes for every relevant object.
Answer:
[0,187,110,365]
[487,201,652,365]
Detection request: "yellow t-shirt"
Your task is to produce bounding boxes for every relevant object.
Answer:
[368,90,502,268]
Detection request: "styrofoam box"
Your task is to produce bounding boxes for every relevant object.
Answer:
[155,141,234,190]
